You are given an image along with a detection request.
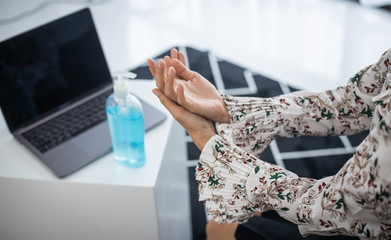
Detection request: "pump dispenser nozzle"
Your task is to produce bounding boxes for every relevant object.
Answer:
[112,71,137,98]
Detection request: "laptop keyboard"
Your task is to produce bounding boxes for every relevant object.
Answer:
[22,90,112,153]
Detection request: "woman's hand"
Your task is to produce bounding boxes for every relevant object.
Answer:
[148,49,230,124]
[152,88,215,150]
[148,48,186,92]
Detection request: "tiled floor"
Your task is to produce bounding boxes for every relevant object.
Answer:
[132,46,366,239]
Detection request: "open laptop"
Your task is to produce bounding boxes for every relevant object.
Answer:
[0,8,166,178]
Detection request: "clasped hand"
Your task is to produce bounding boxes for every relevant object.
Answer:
[148,49,230,150]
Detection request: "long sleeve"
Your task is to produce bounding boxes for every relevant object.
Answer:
[196,49,391,239]
[216,49,391,156]
[197,117,391,238]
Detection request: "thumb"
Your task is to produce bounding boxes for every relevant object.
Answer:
[171,58,196,80]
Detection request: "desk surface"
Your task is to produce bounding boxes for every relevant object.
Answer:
[0,80,173,187]
[1,0,391,184]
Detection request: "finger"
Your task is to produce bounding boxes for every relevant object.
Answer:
[165,66,176,100]
[170,48,179,60]
[176,82,187,108]
[156,59,165,90]
[147,58,156,77]
[163,56,170,77]
[177,82,194,113]
[178,51,186,66]
[152,88,183,118]
[171,58,196,80]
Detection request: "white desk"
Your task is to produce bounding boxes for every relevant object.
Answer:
[0,80,190,240]
[1,0,391,239]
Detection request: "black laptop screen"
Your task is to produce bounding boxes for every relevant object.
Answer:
[0,8,112,132]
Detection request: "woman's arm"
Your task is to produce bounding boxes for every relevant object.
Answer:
[217,49,391,156]
[197,107,391,238]
[149,49,390,156]
[150,49,391,239]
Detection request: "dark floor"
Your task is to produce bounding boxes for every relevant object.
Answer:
[131,46,363,240]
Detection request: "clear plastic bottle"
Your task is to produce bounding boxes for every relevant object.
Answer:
[106,76,145,168]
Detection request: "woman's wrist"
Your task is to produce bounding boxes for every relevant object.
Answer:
[217,95,230,123]
[190,130,215,151]
[219,110,230,124]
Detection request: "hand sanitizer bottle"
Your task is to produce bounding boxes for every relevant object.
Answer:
[106,73,146,168]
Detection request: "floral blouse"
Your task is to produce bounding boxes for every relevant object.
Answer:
[195,49,391,239]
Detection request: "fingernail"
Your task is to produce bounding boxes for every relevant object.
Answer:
[152,89,160,97]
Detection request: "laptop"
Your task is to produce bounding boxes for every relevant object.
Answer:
[0,8,166,178]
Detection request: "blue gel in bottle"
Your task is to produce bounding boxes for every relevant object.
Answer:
[106,77,145,168]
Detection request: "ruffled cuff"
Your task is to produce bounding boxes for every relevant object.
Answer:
[222,94,281,124]
[219,94,284,155]
[195,135,265,223]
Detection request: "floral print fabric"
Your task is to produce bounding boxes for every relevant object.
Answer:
[195,49,391,239]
